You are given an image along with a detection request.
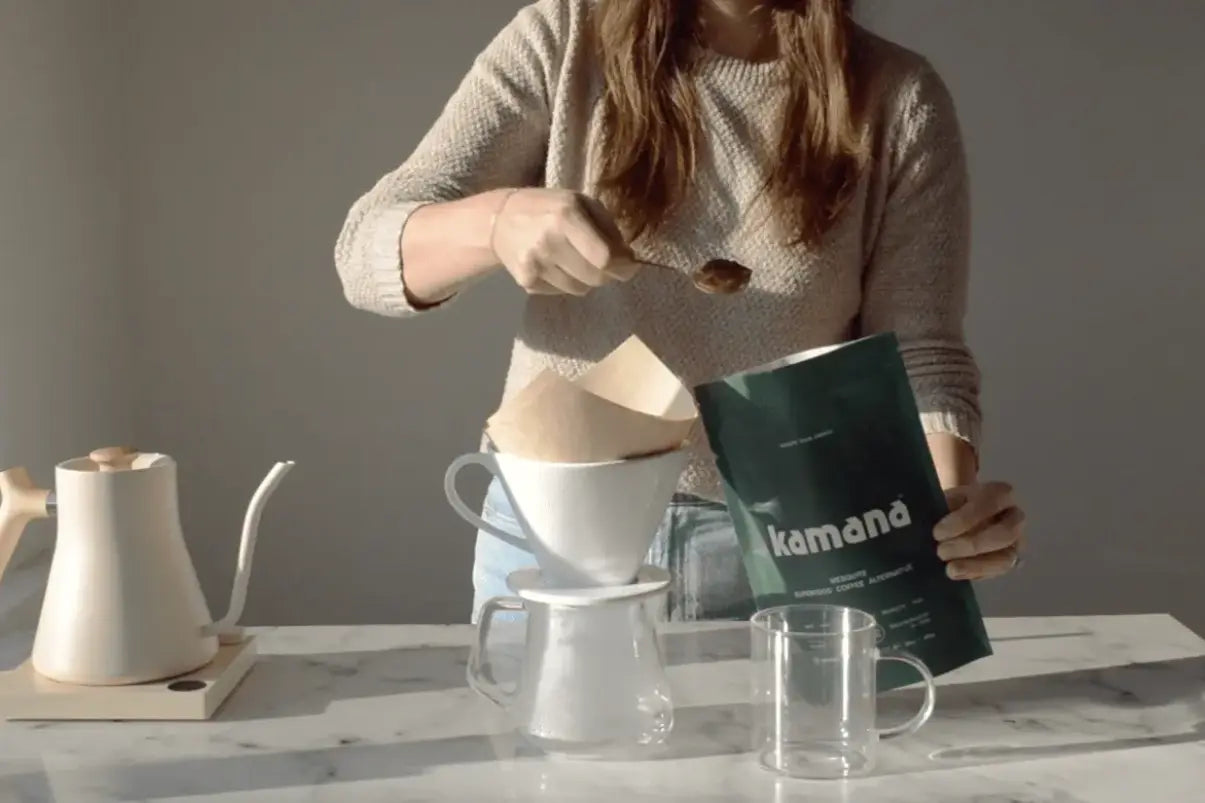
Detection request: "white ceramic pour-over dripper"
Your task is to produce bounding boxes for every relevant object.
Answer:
[445,448,688,588]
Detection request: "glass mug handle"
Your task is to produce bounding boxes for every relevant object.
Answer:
[874,648,937,739]
[466,596,526,708]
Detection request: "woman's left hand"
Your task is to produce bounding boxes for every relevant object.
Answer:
[933,481,1026,580]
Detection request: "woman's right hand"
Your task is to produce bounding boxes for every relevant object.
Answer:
[489,189,641,296]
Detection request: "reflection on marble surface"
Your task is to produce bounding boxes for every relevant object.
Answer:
[0,563,1202,802]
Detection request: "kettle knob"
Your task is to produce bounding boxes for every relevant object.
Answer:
[89,446,138,471]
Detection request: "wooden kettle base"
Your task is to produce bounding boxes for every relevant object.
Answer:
[0,637,257,721]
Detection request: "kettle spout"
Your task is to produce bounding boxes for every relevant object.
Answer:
[204,461,295,643]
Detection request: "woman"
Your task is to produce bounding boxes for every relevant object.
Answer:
[335,0,1026,621]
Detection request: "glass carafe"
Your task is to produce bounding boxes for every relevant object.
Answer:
[468,567,674,759]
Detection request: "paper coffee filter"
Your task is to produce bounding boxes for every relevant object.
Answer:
[485,336,698,463]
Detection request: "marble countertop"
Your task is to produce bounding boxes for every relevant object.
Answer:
[1,563,1203,802]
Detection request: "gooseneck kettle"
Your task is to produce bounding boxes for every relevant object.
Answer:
[0,446,293,685]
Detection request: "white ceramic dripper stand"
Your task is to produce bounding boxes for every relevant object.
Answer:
[445,447,688,759]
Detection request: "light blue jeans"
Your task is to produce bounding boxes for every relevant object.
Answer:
[470,477,756,623]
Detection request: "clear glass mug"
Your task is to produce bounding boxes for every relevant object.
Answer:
[750,604,937,779]
[469,585,674,759]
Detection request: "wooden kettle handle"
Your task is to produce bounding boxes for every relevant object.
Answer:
[0,467,51,586]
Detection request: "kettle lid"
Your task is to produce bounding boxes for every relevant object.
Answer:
[89,446,138,472]
[85,446,170,472]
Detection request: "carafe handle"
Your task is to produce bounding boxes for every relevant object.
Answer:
[467,595,525,708]
[0,468,51,587]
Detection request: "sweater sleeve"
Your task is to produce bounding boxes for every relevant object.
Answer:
[860,62,982,451]
[333,1,564,317]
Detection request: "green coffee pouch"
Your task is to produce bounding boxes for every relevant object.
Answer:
[695,332,992,690]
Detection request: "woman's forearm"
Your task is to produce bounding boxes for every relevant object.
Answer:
[926,432,978,490]
[400,189,514,305]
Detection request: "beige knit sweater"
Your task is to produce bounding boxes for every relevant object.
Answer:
[334,0,981,502]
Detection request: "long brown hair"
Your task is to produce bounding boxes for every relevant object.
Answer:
[593,0,870,247]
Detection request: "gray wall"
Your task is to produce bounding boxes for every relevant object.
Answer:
[124,1,526,624]
[858,0,1205,631]
[22,1,1201,629]
[0,0,134,570]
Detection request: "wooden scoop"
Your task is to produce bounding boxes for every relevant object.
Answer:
[639,258,752,295]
